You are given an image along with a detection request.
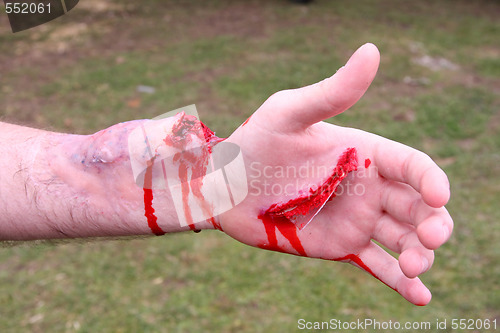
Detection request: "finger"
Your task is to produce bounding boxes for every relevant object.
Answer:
[341,242,432,306]
[417,207,453,250]
[374,138,451,207]
[380,182,453,249]
[261,43,380,132]
[373,214,434,278]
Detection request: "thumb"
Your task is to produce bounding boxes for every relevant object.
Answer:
[261,43,380,132]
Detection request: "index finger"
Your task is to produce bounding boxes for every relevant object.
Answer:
[374,138,450,208]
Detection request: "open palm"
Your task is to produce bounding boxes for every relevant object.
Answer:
[219,44,453,306]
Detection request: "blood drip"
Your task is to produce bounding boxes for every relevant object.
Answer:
[333,254,399,295]
[258,148,358,255]
[334,254,376,277]
[164,112,224,231]
[242,115,251,126]
[143,158,165,236]
[258,213,306,256]
[365,158,371,168]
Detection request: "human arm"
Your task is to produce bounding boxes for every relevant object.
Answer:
[0,117,217,240]
[0,43,453,306]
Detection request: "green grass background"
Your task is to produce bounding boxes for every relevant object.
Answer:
[0,0,499,332]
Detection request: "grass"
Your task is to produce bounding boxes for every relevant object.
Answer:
[0,0,499,332]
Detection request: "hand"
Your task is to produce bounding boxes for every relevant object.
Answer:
[220,43,453,306]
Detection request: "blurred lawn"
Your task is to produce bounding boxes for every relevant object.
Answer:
[0,0,499,332]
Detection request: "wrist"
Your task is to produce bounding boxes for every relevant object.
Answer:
[12,111,230,240]
[44,116,224,238]
[131,113,226,232]
[40,121,173,238]
[30,130,137,237]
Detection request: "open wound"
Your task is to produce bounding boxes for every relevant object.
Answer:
[258,147,359,254]
[128,106,248,233]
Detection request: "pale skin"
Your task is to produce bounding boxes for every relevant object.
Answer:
[0,43,452,306]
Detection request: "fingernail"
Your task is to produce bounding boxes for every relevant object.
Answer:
[421,256,429,273]
[346,43,369,67]
[359,42,370,50]
[355,43,372,55]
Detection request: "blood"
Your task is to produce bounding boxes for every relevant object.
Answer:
[242,115,251,126]
[255,149,401,299]
[258,148,358,255]
[332,254,399,295]
[143,157,165,236]
[164,112,224,231]
[258,213,306,256]
[365,158,371,168]
[265,147,358,220]
[334,254,376,277]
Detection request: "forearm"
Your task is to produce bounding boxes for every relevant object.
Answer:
[0,117,218,241]
[0,123,48,239]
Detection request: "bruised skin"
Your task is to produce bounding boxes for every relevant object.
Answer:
[45,120,158,236]
[71,115,224,235]
[72,114,225,235]
[46,116,225,237]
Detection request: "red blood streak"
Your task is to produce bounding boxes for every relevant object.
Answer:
[365,158,371,168]
[143,158,165,236]
[266,147,358,220]
[333,254,399,294]
[200,121,224,148]
[334,254,377,277]
[242,115,251,126]
[165,112,224,231]
[258,213,306,256]
[258,148,359,255]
